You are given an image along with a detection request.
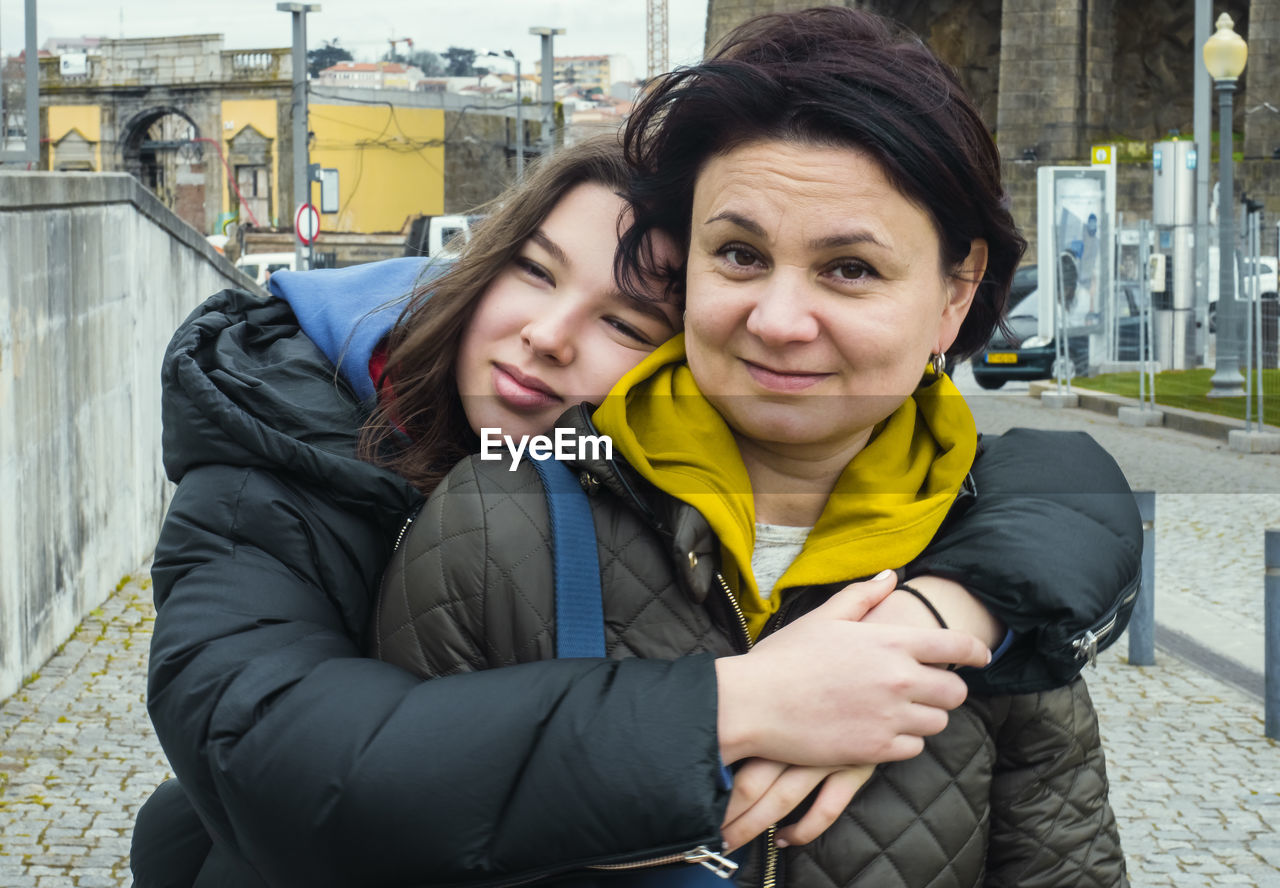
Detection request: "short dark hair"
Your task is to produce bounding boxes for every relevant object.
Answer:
[619,6,1025,358]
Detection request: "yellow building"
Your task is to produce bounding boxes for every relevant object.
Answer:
[43,96,444,236]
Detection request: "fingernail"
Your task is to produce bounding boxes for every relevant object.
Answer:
[874,568,895,581]
[985,649,993,665]
[775,838,790,848]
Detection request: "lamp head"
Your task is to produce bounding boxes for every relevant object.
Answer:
[1204,13,1248,81]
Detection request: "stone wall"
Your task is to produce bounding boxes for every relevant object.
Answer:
[443,110,544,213]
[0,172,254,702]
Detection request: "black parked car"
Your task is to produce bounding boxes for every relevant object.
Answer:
[971,283,1149,390]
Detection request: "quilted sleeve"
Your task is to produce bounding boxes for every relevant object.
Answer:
[982,678,1129,888]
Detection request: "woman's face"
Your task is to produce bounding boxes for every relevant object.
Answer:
[684,139,987,460]
[456,182,680,441]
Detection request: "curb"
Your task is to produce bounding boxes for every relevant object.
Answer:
[1026,380,1280,442]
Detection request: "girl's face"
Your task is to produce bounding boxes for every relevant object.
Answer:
[684,139,986,462]
[456,183,680,441]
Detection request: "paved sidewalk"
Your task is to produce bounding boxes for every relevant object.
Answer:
[0,563,1277,886]
[0,572,168,888]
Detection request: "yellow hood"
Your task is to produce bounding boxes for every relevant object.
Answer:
[593,334,977,638]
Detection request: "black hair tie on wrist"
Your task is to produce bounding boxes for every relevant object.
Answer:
[895,582,948,630]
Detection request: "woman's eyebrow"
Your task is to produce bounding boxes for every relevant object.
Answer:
[704,211,889,252]
[808,230,889,251]
[529,230,570,267]
[704,210,763,237]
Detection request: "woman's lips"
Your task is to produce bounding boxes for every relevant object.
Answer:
[492,363,562,409]
[743,360,831,392]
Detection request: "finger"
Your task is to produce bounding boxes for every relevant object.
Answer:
[894,701,951,740]
[903,666,970,713]
[810,569,899,623]
[905,628,991,671]
[721,758,785,827]
[722,766,832,852]
[776,765,876,847]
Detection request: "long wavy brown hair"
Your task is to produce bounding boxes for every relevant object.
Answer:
[360,135,638,494]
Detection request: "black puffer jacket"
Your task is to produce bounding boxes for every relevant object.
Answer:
[143,290,733,886]
[375,405,1138,887]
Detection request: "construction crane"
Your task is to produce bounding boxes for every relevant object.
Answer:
[387,37,414,62]
[646,0,668,81]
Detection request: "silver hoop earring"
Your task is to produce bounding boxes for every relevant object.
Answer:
[930,353,947,377]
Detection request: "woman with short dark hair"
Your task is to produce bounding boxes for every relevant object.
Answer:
[376,8,1133,886]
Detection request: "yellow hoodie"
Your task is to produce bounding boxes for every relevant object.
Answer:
[593,335,977,639]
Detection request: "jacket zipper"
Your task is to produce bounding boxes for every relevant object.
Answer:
[715,570,782,886]
[1071,579,1139,667]
[391,507,420,554]
[590,844,740,878]
[761,825,779,888]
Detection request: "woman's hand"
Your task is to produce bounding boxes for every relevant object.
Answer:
[715,571,990,766]
[721,758,876,851]
[861,576,1005,651]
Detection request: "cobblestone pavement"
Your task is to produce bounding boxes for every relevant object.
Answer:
[955,366,1280,668]
[1,379,1278,886]
[1092,642,1280,887]
[0,574,168,888]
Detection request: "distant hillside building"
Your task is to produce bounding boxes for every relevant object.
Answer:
[536,54,633,94]
[317,61,428,91]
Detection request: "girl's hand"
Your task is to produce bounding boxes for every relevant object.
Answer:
[721,758,876,851]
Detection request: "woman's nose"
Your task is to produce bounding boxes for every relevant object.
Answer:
[744,275,820,345]
[521,308,577,365]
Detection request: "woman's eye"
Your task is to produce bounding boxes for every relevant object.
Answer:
[829,261,874,281]
[515,257,553,284]
[717,244,762,269]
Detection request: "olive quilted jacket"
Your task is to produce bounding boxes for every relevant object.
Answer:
[374,410,1132,888]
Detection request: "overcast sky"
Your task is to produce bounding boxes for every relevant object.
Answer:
[2,1,710,76]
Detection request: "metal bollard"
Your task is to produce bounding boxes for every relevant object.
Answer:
[1129,491,1156,666]
[1266,530,1280,740]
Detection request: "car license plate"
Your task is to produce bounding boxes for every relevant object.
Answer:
[985,352,1018,364]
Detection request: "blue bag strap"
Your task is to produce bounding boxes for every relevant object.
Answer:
[530,458,606,658]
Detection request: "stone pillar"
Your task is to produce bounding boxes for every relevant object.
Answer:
[1245,0,1280,161]
[704,0,857,56]
[997,0,1092,164]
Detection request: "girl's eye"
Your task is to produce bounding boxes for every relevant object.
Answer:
[515,257,553,284]
[606,317,655,346]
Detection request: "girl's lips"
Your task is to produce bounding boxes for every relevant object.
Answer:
[743,360,831,393]
[492,364,562,410]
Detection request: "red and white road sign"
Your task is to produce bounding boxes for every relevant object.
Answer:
[295,202,320,246]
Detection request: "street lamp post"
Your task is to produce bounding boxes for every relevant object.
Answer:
[486,50,524,180]
[508,51,524,180]
[1204,12,1248,398]
[530,27,565,154]
[278,2,320,272]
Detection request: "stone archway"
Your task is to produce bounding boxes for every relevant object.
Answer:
[120,106,206,230]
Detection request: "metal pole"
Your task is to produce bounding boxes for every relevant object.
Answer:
[1139,220,1150,407]
[1194,0,1212,363]
[1265,529,1280,739]
[530,28,563,154]
[1209,78,1245,396]
[514,57,524,179]
[1246,209,1257,429]
[23,0,37,163]
[1129,490,1156,666]
[540,35,554,151]
[280,4,316,272]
